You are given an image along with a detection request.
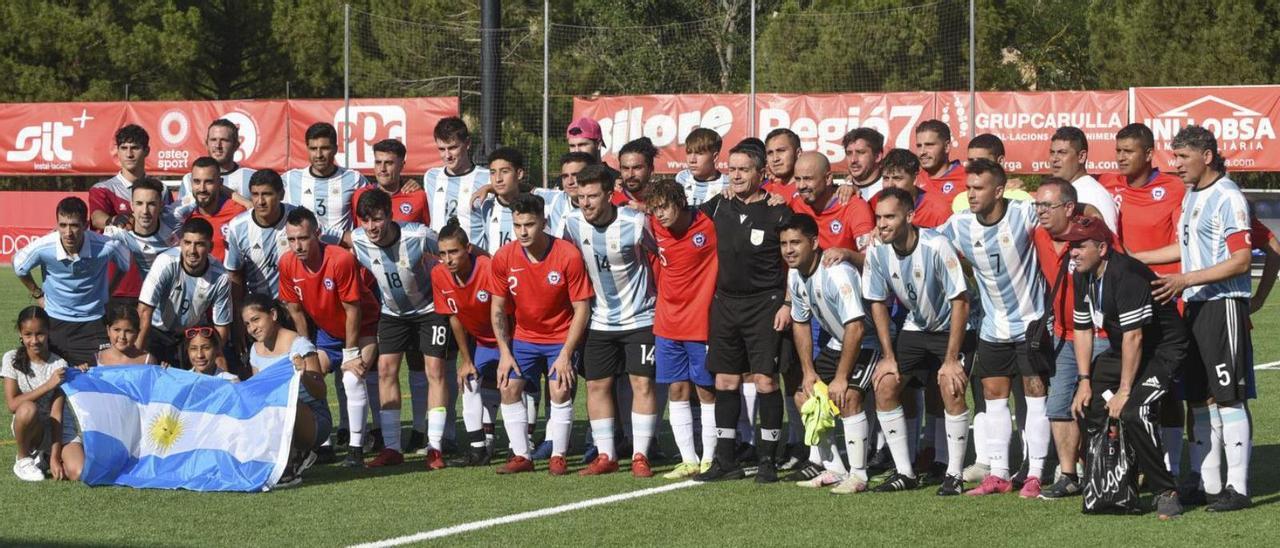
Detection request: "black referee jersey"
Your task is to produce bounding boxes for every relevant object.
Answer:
[700,193,793,296]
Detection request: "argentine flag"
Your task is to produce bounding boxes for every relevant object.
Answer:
[62,364,299,492]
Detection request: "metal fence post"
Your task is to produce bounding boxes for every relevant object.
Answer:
[968,0,976,138]
[343,3,351,159]
[749,0,757,137]
[543,0,550,187]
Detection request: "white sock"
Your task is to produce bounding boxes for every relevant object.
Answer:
[818,429,847,474]
[843,412,869,480]
[1024,396,1049,480]
[549,400,573,457]
[617,382,634,441]
[461,380,484,441]
[700,403,717,462]
[1162,426,1184,477]
[632,412,657,457]
[1201,405,1224,494]
[876,430,886,450]
[380,409,402,451]
[409,370,428,433]
[739,383,757,444]
[669,401,698,464]
[985,399,1012,479]
[590,418,616,460]
[500,402,529,457]
[945,412,970,477]
[934,415,949,464]
[972,411,989,466]
[1220,403,1250,495]
[785,393,804,445]
[877,407,914,478]
[365,373,381,431]
[427,406,447,451]
[341,371,367,447]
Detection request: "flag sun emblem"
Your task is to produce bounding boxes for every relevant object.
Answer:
[148,409,185,455]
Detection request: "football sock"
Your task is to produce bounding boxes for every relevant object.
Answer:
[843,412,869,481]
[944,411,970,477]
[341,371,367,447]
[632,412,656,457]
[757,389,784,461]
[409,370,428,433]
[818,430,847,474]
[985,398,1012,480]
[1162,426,1184,477]
[739,383,757,445]
[972,411,989,466]
[1220,403,1250,495]
[380,410,402,452]
[427,406,447,451]
[590,418,616,461]
[500,402,529,458]
[549,400,574,458]
[700,402,718,463]
[878,406,914,478]
[461,380,484,444]
[669,401,698,463]
[1204,404,1225,494]
[715,389,741,464]
[1024,396,1049,479]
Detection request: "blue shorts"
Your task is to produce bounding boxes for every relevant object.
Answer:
[512,339,577,383]
[1048,336,1109,420]
[655,336,713,387]
[470,343,501,383]
[811,317,829,359]
[315,329,344,369]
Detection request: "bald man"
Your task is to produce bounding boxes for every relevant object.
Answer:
[789,152,875,267]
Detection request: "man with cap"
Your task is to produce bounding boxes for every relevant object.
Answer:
[1062,216,1187,520]
[566,117,621,184]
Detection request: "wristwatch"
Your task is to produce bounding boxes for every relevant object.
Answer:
[30,289,44,300]
[1077,374,1090,381]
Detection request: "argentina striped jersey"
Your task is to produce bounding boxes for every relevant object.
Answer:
[139,249,233,331]
[282,166,368,234]
[1180,176,1252,301]
[350,222,440,317]
[223,205,298,298]
[789,261,872,352]
[424,165,490,235]
[562,207,657,331]
[675,169,728,207]
[863,228,970,333]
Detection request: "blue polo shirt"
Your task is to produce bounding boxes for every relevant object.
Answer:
[13,231,130,322]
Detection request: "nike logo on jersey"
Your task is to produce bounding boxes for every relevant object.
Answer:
[510,267,525,272]
[291,278,305,283]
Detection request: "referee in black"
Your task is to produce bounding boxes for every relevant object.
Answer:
[695,140,794,483]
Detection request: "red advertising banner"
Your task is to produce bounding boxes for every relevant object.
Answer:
[286,97,459,174]
[0,97,460,176]
[935,91,1128,174]
[574,94,751,173]
[1132,86,1280,172]
[0,191,87,264]
[755,92,937,167]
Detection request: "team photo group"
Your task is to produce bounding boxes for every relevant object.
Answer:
[5,109,1264,519]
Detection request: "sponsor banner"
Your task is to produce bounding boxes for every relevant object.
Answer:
[0,191,87,264]
[755,92,937,167]
[936,91,1128,174]
[0,98,459,176]
[574,94,750,173]
[286,97,459,174]
[1132,86,1280,172]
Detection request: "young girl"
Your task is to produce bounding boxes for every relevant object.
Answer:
[95,304,159,366]
[242,294,331,487]
[183,327,240,382]
[3,307,72,482]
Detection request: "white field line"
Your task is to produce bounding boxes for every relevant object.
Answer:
[1256,360,1280,370]
[349,480,703,547]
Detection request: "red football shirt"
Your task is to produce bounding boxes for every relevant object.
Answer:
[351,185,431,225]
[789,194,874,252]
[1099,170,1184,275]
[278,244,379,339]
[763,179,797,200]
[910,188,954,229]
[650,210,718,341]
[611,187,643,207]
[432,253,498,347]
[188,195,247,261]
[917,160,966,199]
[1032,226,1112,339]
[487,237,594,344]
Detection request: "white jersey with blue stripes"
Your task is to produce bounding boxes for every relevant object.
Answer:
[223,205,298,298]
[139,249,233,331]
[177,165,256,206]
[350,222,440,317]
[534,187,574,237]
[1180,176,1252,302]
[938,200,1045,343]
[424,165,491,235]
[103,216,179,282]
[282,166,368,234]
[476,190,570,254]
[789,261,871,352]
[675,169,728,207]
[862,228,970,333]
[562,206,657,331]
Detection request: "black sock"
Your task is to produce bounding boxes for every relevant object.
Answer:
[1063,472,1079,482]
[714,388,741,464]
[467,429,486,448]
[757,389,784,462]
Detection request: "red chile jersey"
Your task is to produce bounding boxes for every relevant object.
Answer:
[176,195,247,262]
[650,209,718,341]
[763,179,798,201]
[611,187,643,207]
[351,184,431,225]
[432,253,497,347]
[487,237,594,344]
[868,187,951,229]
[917,160,966,200]
[278,244,380,338]
[788,194,875,252]
[1099,170,1184,276]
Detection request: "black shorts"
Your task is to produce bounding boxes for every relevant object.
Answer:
[49,317,108,367]
[973,337,1050,379]
[707,291,785,376]
[1183,298,1249,404]
[895,330,977,386]
[583,327,656,380]
[814,346,879,392]
[377,313,453,359]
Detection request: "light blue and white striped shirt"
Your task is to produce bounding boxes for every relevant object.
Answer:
[350,222,440,317]
[223,205,298,298]
[282,166,368,234]
[104,216,180,284]
[475,190,571,254]
[863,228,970,333]
[562,207,657,331]
[13,231,131,322]
[1180,176,1252,302]
[938,200,1045,343]
[424,165,491,235]
[139,249,233,331]
[675,169,728,208]
[789,261,872,352]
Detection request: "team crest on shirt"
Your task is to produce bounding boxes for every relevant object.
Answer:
[830,220,844,234]
[692,232,707,247]
[839,283,853,297]
[913,269,923,279]
[1192,207,1202,219]
[398,255,409,269]
[477,290,490,303]
[221,224,231,237]
[400,203,413,215]
[608,240,621,253]
[945,256,958,270]
[750,229,764,246]
[1152,187,1166,201]
[323,278,334,290]
[942,182,955,194]
[547,271,563,285]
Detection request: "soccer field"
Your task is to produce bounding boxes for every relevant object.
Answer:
[0,266,1277,547]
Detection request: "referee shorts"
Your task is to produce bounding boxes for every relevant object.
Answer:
[1183,298,1249,405]
[376,312,453,359]
[707,290,786,376]
[583,327,656,381]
